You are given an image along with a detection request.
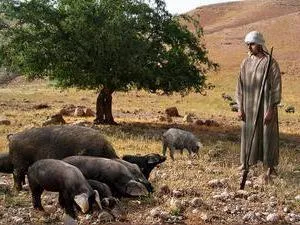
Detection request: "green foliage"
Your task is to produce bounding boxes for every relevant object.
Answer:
[0,0,217,94]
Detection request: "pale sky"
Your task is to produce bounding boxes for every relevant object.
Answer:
[164,0,241,14]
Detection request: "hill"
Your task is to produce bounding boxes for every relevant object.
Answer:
[187,0,300,75]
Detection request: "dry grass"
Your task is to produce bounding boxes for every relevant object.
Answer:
[0,76,299,224]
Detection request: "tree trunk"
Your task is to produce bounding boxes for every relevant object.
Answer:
[94,87,117,125]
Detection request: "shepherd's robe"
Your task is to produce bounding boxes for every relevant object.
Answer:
[236,53,281,167]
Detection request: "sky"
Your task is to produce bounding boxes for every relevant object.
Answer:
[164,0,241,14]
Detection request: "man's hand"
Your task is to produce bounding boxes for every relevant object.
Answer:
[264,108,274,124]
[237,111,245,121]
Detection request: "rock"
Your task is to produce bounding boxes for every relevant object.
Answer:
[169,198,182,210]
[212,190,230,201]
[98,211,115,223]
[11,216,24,224]
[72,120,92,126]
[194,119,205,126]
[172,189,184,198]
[243,211,255,221]
[269,201,277,207]
[42,113,66,126]
[183,114,193,123]
[295,195,300,201]
[74,107,85,117]
[231,104,239,112]
[235,190,249,199]
[247,194,259,202]
[192,209,200,214]
[60,104,76,116]
[165,107,179,117]
[0,117,11,125]
[208,179,224,188]
[285,105,295,113]
[221,93,233,101]
[150,207,162,217]
[266,213,279,222]
[33,103,50,110]
[204,120,219,127]
[110,206,127,221]
[200,212,209,221]
[283,206,290,213]
[223,206,230,213]
[157,115,167,122]
[166,115,173,123]
[84,108,95,117]
[160,184,171,195]
[190,197,203,207]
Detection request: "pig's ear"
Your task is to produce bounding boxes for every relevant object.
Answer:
[74,193,89,213]
[125,180,148,196]
[196,142,203,148]
[94,190,102,210]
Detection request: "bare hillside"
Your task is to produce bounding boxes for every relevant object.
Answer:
[187,0,300,75]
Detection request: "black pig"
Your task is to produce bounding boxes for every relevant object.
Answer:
[63,156,152,197]
[122,153,166,179]
[87,179,117,209]
[8,125,118,191]
[27,159,101,220]
[0,152,13,173]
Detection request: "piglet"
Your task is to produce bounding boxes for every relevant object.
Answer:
[162,128,203,160]
[27,159,101,221]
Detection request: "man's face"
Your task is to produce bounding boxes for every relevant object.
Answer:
[247,42,261,55]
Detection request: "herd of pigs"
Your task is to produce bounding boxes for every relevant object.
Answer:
[0,125,202,224]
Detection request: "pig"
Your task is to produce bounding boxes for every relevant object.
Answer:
[63,156,153,197]
[27,159,101,220]
[162,128,203,160]
[122,153,166,179]
[87,180,117,209]
[8,125,118,191]
[0,152,13,173]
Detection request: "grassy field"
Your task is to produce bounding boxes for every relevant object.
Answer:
[0,74,299,225]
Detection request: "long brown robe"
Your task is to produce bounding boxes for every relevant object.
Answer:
[236,53,281,167]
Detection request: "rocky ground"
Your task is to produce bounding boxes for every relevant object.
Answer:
[1,155,300,225]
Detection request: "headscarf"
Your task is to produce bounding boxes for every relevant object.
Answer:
[244,31,268,53]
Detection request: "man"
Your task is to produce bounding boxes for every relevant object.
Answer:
[236,31,282,179]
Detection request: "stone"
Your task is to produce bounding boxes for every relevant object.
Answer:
[84,108,95,117]
[190,197,203,207]
[0,117,11,125]
[42,114,66,126]
[74,107,85,117]
[183,114,193,123]
[194,119,205,126]
[98,211,114,223]
[266,213,279,222]
[165,107,179,117]
[33,103,50,110]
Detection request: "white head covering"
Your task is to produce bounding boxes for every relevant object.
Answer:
[244,31,268,53]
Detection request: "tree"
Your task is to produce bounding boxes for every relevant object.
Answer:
[0,0,217,124]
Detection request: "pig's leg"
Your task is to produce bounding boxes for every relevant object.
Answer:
[162,142,167,157]
[13,167,26,191]
[169,147,175,160]
[31,186,44,210]
[61,191,76,219]
[187,149,192,158]
[58,192,66,209]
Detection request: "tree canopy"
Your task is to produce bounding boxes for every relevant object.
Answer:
[0,0,218,124]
